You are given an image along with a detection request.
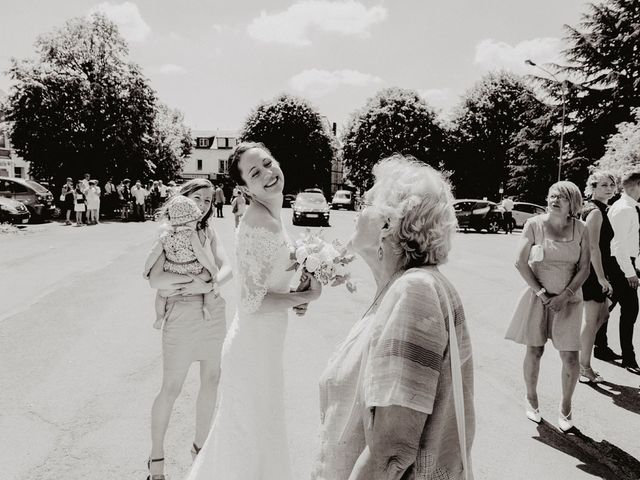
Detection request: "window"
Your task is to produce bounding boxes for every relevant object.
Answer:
[14,167,23,178]
[0,180,11,193]
[217,137,237,149]
[454,201,474,212]
[219,159,228,174]
[198,138,208,147]
[197,159,203,171]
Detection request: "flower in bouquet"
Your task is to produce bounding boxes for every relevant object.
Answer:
[289,229,357,293]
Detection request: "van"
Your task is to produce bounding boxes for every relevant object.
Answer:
[331,190,355,210]
[0,176,55,220]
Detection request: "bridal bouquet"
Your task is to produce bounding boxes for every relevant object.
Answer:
[289,229,357,293]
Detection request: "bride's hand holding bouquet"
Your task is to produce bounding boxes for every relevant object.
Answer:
[289,229,356,316]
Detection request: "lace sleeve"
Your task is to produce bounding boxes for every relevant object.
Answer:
[236,224,281,313]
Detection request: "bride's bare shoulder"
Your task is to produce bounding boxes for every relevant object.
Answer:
[241,205,280,234]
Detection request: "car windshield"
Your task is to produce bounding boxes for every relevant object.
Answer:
[296,193,326,204]
[25,180,49,193]
[334,192,350,199]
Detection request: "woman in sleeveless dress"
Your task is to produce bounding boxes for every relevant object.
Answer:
[579,171,617,383]
[505,181,590,432]
[144,179,233,480]
[185,142,322,480]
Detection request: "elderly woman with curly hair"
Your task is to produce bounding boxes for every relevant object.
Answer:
[313,155,475,480]
[506,181,590,432]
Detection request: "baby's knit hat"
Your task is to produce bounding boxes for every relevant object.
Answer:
[167,195,202,226]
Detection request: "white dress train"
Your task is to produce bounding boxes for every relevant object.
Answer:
[185,222,294,480]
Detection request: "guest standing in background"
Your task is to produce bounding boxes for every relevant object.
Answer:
[61,177,75,226]
[131,180,148,222]
[214,184,225,218]
[230,192,246,228]
[86,180,101,225]
[74,180,87,227]
[506,181,590,432]
[607,171,640,374]
[578,171,617,383]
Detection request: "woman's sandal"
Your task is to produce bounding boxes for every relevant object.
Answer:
[146,457,165,480]
[191,442,201,461]
[579,365,604,383]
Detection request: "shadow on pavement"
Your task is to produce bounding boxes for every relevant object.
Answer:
[584,381,640,415]
[533,420,640,480]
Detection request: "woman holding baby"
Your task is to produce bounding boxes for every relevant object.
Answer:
[142,178,232,480]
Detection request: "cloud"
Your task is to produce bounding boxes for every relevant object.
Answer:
[159,64,188,75]
[474,37,563,74]
[248,1,387,47]
[418,88,456,111]
[89,2,151,43]
[289,69,382,96]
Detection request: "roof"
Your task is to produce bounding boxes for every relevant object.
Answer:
[192,129,240,139]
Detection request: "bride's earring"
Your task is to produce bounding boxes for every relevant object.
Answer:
[377,245,384,261]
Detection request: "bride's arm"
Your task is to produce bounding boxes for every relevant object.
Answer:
[238,221,321,315]
[209,226,233,287]
[254,278,321,314]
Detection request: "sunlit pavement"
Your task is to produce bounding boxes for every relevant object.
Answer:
[1,207,638,479]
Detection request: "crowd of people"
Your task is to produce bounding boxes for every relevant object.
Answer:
[58,174,244,226]
[506,170,640,433]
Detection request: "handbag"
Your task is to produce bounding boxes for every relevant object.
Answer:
[59,194,66,202]
[440,286,471,480]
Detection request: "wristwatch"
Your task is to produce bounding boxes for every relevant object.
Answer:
[535,287,547,297]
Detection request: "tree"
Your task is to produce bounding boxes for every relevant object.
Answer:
[341,87,446,190]
[550,0,640,185]
[5,14,165,183]
[240,94,336,194]
[593,108,640,177]
[147,104,193,182]
[507,110,561,203]
[449,72,548,199]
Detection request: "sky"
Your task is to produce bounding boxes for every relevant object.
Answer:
[0,0,590,132]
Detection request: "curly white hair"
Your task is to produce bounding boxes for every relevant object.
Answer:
[366,154,457,268]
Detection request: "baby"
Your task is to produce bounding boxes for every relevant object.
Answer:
[153,195,219,329]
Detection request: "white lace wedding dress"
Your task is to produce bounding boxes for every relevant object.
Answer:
[185,222,294,480]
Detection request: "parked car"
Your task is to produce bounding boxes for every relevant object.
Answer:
[511,202,546,229]
[0,177,55,221]
[0,197,30,224]
[453,199,504,234]
[282,194,296,208]
[331,190,355,210]
[292,192,330,226]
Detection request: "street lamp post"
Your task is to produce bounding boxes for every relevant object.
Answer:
[525,59,566,182]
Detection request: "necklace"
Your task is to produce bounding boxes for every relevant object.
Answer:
[361,270,404,318]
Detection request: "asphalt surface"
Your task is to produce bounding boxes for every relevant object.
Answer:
[1,207,639,480]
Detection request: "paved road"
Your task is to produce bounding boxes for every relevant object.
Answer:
[1,208,639,479]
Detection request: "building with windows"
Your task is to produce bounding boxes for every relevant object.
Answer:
[181,130,240,182]
[0,88,31,179]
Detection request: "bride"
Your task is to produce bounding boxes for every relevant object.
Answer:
[185,142,322,479]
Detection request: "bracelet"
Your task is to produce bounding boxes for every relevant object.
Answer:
[565,287,575,296]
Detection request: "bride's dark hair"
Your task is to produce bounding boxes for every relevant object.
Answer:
[228,142,273,186]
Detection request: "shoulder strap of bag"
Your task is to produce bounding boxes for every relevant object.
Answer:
[440,283,470,480]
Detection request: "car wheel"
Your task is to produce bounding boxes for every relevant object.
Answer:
[487,219,501,234]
